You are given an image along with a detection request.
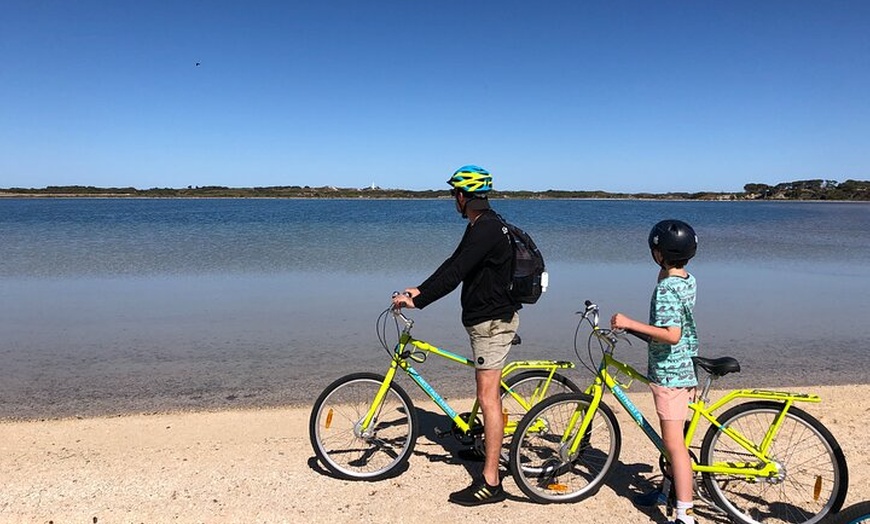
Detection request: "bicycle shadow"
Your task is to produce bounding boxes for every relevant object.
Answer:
[413,405,484,479]
[413,405,590,505]
[307,449,413,480]
[305,404,471,482]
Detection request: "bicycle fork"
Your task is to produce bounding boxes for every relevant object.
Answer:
[356,361,402,439]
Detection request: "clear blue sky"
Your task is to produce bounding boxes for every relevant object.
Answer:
[1,1,868,192]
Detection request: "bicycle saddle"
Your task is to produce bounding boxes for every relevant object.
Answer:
[692,356,741,377]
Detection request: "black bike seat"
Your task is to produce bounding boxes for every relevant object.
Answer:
[692,356,741,377]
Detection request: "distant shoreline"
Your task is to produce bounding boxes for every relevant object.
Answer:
[1,178,867,201]
[2,194,869,203]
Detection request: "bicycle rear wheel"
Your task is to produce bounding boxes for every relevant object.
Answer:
[700,400,848,524]
[309,372,418,481]
[501,370,581,431]
[509,392,621,504]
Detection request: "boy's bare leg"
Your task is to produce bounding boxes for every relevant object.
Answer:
[661,419,693,502]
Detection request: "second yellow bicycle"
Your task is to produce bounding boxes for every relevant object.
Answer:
[508,300,848,524]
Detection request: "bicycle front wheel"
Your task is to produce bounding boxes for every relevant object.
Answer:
[309,372,418,481]
[509,392,621,504]
[825,501,870,524]
[700,401,848,524]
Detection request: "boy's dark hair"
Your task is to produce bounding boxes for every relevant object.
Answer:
[651,247,689,269]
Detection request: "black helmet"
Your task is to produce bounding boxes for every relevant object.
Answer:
[648,220,697,263]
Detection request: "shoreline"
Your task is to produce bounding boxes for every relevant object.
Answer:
[4,370,869,423]
[2,193,870,203]
[2,384,867,522]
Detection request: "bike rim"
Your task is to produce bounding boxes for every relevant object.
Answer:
[314,378,413,479]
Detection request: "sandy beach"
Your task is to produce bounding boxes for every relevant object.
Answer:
[1,384,867,524]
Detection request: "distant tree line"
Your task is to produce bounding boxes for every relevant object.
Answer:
[1,179,868,200]
[743,179,869,200]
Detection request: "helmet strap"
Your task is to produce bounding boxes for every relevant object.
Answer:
[454,191,468,218]
[456,191,491,219]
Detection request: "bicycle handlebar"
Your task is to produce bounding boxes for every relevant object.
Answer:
[578,299,651,346]
[389,291,414,329]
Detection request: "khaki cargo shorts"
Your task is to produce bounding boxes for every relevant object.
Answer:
[464,313,519,370]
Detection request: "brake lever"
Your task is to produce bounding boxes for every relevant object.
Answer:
[610,329,633,345]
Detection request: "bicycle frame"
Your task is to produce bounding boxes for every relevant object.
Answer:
[574,328,822,481]
[362,314,574,438]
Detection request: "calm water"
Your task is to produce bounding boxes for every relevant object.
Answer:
[2,198,869,419]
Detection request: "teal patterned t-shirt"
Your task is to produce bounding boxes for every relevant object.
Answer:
[647,273,698,388]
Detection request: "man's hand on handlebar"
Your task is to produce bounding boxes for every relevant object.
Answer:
[391,289,419,309]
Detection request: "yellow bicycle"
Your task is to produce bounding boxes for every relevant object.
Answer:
[508,300,848,524]
[309,298,578,481]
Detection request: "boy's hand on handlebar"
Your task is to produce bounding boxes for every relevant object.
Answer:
[610,313,633,331]
[611,313,656,343]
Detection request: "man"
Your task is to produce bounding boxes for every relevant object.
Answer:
[392,164,519,506]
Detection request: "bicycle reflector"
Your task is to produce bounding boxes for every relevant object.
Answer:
[325,408,334,429]
[814,475,822,501]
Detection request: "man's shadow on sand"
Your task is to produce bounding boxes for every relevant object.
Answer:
[308,405,728,523]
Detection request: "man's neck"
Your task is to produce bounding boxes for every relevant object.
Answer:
[467,208,486,224]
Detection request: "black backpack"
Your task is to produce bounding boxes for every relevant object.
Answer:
[496,214,548,304]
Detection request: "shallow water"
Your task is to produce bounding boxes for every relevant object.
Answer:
[1,199,868,419]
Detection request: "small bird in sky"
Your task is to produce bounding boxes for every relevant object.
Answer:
[195,61,201,67]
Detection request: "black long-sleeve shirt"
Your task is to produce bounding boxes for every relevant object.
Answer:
[414,209,519,326]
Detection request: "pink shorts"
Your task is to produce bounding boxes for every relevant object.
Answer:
[649,383,695,421]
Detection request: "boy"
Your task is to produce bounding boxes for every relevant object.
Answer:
[611,219,699,524]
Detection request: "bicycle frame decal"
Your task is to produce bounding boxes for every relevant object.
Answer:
[403,364,459,420]
[590,351,667,453]
[609,382,666,453]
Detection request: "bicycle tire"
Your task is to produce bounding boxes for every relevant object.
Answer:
[700,400,848,524]
[509,392,621,504]
[501,370,581,429]
[309,372,418,481]
[824,501,870,524]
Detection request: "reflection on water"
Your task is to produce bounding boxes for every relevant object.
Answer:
[1,199,868,419]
